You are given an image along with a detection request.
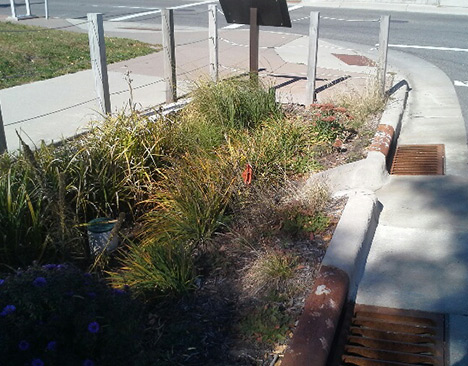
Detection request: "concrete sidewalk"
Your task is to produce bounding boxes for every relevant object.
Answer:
[354,47,468,365]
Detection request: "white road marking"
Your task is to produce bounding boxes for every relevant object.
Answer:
[388,44,468,53]
[115,6,158,10]
[288,4,303,11]
[109,0,214,22]
[224,24,243,29]
[455,80,468,88]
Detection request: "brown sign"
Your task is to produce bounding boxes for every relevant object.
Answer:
[219,0,291,27]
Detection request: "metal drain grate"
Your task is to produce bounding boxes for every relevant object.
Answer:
[390,144,445,175]
[340,304,446,366]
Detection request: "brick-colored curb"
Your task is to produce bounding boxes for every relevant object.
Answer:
[281,265,349,366]
[368,124,394,157]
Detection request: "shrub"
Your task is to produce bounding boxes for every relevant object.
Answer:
[0,264,143,366]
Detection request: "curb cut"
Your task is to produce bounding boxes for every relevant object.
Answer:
[283,80,409,365]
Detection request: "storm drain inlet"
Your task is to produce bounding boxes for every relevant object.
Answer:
[390,144,445,175]
[340,304,446,366]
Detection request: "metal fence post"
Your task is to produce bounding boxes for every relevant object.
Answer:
[45,0,49,19]
[9,0,17,19]
[162,9,177,103]
[249,7,259,81]
[0,102,8,154]
[25,0,31,16]
[378,15,390,96]
[306,11,320,105]
[208,4,218,82]
[87,13,111,115]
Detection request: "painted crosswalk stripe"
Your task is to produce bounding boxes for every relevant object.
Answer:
[454,80,468,88]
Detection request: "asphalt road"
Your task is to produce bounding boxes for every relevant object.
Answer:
[3,1,467,135]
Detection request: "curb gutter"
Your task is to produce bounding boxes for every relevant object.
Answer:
[283,81,409,365]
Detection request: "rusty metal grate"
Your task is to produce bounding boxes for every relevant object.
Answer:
[390,144,445,175]
[332,54,376,66]
[340,304,446,366]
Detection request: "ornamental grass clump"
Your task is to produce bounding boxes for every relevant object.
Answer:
[188,78,282,131]
[0,263,143,365]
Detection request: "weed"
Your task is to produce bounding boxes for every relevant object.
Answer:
[327,79,386,138]
[244,250,299,297]
[238,304,292,345]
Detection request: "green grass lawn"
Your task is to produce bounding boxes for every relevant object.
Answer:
[0,21,160,89]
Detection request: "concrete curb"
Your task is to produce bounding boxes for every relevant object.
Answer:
[281,266,349,366]
[303,81,409,194]
[284,81,409,365]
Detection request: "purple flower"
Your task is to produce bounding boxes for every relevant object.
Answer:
[31,359,44,366]
[87,321,100,333]
[1,304,16,316]
[112,288,125,295]
[87,292,96,299]
[0,279,4,285]
[33,277,47,287]
[18,340,30,351]
[46,340,57,351]
[83,359,95,366]
[42,264,57,270]
[56,264,66,270]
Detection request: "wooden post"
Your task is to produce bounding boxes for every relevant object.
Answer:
[9,0,17,19]
[249,7,259,81]
[306,11,320,105]
[378,15,390,96]
[208,4,218,82]
[87,13,111,115]
[162,9,177,103]
[0,102,7,154]
[45,0,49,19]
[25,0,31,16]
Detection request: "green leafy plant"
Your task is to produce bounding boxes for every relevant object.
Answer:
[283,211,330,236]
[0,167,49,268]
[238,304,292,345]
[108,241,195,299]
[0,263,143,365]
[308,103,351,143]
[138,152,236,252]
[244,251,299,297]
